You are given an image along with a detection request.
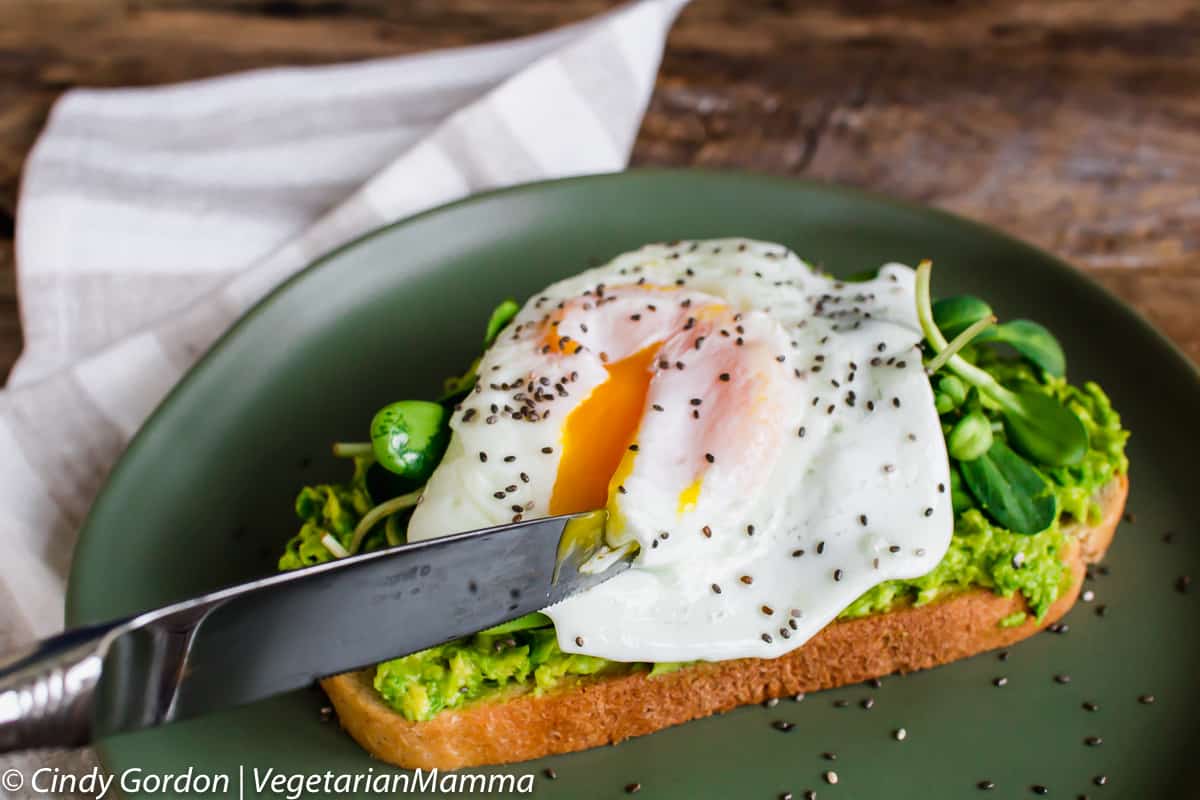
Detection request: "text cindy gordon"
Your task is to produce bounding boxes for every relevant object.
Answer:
[28,765,536,797]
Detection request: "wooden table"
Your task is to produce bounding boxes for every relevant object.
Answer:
[3,0,1198,381]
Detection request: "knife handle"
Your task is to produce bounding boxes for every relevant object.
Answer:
[0,622,120,753]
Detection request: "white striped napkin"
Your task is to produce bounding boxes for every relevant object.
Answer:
[0,0,685,792]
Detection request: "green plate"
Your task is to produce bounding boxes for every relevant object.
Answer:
[68,171,1200,799]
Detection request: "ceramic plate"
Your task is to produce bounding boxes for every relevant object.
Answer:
[68,171,1200,799]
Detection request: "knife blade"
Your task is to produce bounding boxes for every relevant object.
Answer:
[0,509,631,753]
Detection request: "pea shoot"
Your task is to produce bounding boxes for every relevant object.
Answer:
[369,400,449,480]
[917,260,1086,534]
[933,296,1065,378]
[441,298,520,401]
[916,261,1088,468]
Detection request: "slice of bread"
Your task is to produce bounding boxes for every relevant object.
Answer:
[322,476,1127,770]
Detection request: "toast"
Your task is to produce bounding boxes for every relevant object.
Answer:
[322,476,1127,771]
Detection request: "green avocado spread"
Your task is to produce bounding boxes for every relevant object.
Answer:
[279,350,1128,723]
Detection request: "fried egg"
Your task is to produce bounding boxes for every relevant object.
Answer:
[406,239,952,662]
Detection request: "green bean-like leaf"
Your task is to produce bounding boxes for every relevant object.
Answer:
[975,319,1066,377]
[438,300,519,403]
[480,612,553,635]
[845,267,881,283]
[948,411,993,461]
[932,295,993,338]
[484,299,520,348]
[938,375,968,408]
[959,440,1059,534]
[370,400,450,480]
[1002,390,1088,467]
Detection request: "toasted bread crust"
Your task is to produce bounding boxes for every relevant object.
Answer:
[322,476,1127,770]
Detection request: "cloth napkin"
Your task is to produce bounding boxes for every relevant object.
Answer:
[0,1,685,793]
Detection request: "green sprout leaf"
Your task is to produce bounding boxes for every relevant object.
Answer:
[934,296,1067,377]
[932,295,993,338]
[915,261,1087,467]
[438,356,480,402]
[937,375,968,408]
[484,299,520,348]
[947,411,993,461]
[370,400,450,480]
[480,612,553,635]
[959,440,1059,534]
[975,319,1066,378]
[1001,389,1089,467]
[845,267,881,283]
[439,300,521,403]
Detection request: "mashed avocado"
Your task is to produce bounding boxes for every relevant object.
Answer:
[281,354,1128,723]
[373,631,615,721]
[278,455,388,571]
[841,356,1127,620]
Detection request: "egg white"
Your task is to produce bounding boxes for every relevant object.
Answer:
[407,239,952,663]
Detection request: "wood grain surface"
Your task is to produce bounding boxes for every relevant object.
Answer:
[2,0,1198,380]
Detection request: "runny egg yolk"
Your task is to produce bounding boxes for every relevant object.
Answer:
[548,345,659,516]
[544,287,737,531]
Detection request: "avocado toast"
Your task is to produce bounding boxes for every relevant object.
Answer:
[276,245,1129,769]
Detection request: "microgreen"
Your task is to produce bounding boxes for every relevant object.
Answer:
[958,441,1059,534]
[916,261,1087,468]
